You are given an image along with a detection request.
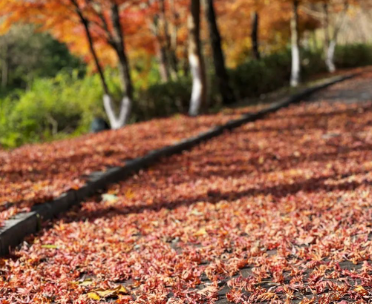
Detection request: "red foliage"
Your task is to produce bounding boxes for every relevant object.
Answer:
[1,71,372,302]
[0,108,259,224]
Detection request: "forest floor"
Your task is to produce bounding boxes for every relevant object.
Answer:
[2,70,372,303]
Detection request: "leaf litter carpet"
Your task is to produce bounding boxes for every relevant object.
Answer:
[0,110,255,224]
[2,72,372,303]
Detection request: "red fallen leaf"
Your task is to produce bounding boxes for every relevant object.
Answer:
[297,236,315,245]
[256,292,278,301]
[226,289,245,302]
[354,285,368,295]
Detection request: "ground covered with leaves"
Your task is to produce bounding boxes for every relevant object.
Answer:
[0,68,365,224]
[1,71,372,303]
[0,108,260,224]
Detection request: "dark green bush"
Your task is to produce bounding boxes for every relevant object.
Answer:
[133,77,192,121]
[229,51,290,100]
[335,44,372,68]
[229,49,326,100]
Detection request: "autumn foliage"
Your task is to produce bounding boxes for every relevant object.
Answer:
[0,108,254,223]
[0,0,363,71]
[1,0,371,124]
[1,0,372,300]
[1,71,372,302]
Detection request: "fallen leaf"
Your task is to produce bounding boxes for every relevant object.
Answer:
[102,194,118,202]
[41,244,58,249]
[194,228,207,236]
[87,292,100,300]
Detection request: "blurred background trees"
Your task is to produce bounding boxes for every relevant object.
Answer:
[0,24,83,93]
[1,0,372,148]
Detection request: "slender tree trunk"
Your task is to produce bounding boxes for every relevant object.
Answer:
[76,8,109,95]
[81,15,127,129]
[323,2,335,72]
[152,16,171,82]
[157,43,171,82]
[170,0,180,77]
[81,15,125,129]
[326,40,336,73]
[323,2,330,49]
[71,0,132,129]
[251,11,261,60]
[188,0,207,116]
[290,0,301,87]
[324,0,349,73]
[205,0,235,105]
[105,3,134,128]
[160,0,178,80]
[110,3,134,100]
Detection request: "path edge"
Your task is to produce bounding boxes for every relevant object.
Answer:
[0,73,358,256]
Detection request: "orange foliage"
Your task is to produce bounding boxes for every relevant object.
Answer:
[0,0,361,71]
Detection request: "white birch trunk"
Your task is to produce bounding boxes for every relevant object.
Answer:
[323,1,349,74]
[326,40,336,73]
[291,42,301,87]
[188,0,207,116]
[103,94,132,129]
[189,53,204,116]
[290,0,301,87]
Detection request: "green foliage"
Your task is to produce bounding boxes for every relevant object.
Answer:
[0,71,102,147]
[0,24,84,93]
[1,44,371,149]
[133,78,192,121]
[334,44,372,68]
[229,51,291,100]
[229,49,328,100]
[0,69,191,148]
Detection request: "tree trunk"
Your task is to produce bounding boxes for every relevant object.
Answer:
[324,0,349,73]
[104,3,134,128]
[326,40,336,73]
[157,44,171,82]
[290,0,301,87]
[152,15,171,82]
[170,0,180,78]
[76,8,109,95]
[205,0,235,105]
[322,2,335,72]
[160,0,178,80]
[103,95,131,130]
[110,3,134,100]
[188,0,207,116]
[251,11,261,60]
[71,0,132,129]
